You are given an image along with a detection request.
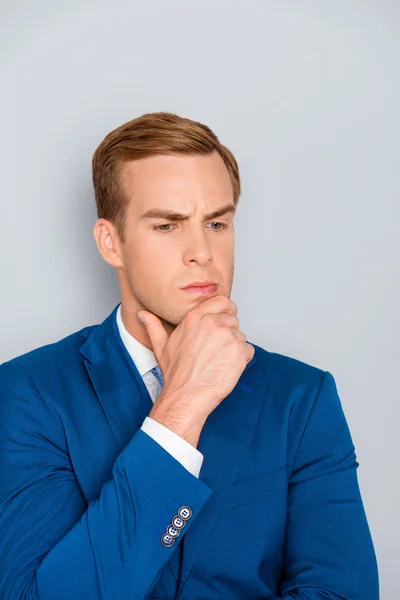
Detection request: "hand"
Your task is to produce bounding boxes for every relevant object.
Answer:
[138,294,254,442]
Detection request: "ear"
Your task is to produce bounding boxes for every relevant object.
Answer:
[93,218,124,268]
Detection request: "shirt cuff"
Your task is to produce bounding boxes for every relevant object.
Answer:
[140,416,204,478]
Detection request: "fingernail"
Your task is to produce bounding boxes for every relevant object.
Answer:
[138,312,145,324]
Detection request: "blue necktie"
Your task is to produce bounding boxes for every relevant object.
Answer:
[150,365,164,387]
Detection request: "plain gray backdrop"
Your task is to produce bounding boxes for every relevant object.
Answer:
[1,1,399,596]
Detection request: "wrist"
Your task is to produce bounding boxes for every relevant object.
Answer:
[149,393,206,447]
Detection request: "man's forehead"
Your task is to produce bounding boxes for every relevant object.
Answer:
[122,153,230,182]
[120,155,234,211]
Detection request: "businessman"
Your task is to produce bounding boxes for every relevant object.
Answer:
[0,111,379,599]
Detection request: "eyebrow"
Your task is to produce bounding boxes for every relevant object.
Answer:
[139,203,237,222]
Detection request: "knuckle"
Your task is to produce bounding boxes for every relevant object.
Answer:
[231,316,240,328]
[219,294,236,310]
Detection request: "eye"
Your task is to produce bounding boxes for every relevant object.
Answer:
[152,222,228,235]
[153,223,175,234]
[207,222,228,232]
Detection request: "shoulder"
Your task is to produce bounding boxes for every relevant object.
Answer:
[252,341,327,392]
[0,323,101,440]
[0,323,97,383]
[250,344,347,472]
[250,342,341,427]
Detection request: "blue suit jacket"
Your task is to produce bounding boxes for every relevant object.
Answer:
[0,305,379,599]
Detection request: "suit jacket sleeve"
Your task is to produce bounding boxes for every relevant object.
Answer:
[0,361,213,600]
[141,415,204,477]
[279,371,379,599]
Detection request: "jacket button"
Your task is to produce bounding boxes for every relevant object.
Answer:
[161,533,175,547]
[172,515,186,529]
[167,525,180,538]
[178,506,192,520]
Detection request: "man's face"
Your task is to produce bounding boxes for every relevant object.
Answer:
[117,151,236,330]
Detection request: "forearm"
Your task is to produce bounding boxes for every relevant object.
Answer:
[1,428,212,600]
[148,389,207,448]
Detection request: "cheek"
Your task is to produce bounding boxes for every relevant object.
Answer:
[128,251,171,294]
[134,231,179,259]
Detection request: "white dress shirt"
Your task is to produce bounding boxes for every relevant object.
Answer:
[116,304,204,478]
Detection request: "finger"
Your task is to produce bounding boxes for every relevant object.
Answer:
[194,294,237,317]
[137,311,169,361]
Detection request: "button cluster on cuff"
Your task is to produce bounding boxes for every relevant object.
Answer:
[161,505,193,547]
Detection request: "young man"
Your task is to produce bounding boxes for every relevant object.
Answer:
[0,112,379,599]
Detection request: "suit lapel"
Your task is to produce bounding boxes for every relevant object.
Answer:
[178,351,268,588]
[79,305,153,454]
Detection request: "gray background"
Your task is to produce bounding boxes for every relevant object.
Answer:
[1,1,398,596]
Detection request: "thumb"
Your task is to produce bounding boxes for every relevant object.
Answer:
[137,310,168,361]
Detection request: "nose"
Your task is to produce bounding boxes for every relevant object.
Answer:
[182,226,213,266]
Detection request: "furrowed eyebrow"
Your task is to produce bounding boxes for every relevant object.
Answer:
[139,203,236,221]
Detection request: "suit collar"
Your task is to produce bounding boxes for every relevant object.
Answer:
[79,304,154,453]
[79,304,120,365]
[115,304,158,377]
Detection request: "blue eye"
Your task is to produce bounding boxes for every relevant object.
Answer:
[209,222,227,231]
[152,222,228,235]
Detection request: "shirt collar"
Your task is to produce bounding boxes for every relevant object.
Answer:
[116,304,158,377]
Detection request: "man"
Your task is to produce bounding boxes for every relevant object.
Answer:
[0,111,378,599]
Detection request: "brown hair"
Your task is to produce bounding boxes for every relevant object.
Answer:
[92,111,241,242]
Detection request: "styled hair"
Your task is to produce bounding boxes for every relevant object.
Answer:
[92,111,241,241]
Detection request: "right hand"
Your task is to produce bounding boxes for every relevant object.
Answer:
[138,294,255,426]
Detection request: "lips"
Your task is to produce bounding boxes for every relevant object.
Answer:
[181,280,217,289]
[180,282,219,296]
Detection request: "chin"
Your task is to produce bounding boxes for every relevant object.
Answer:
[157,311,181,329]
